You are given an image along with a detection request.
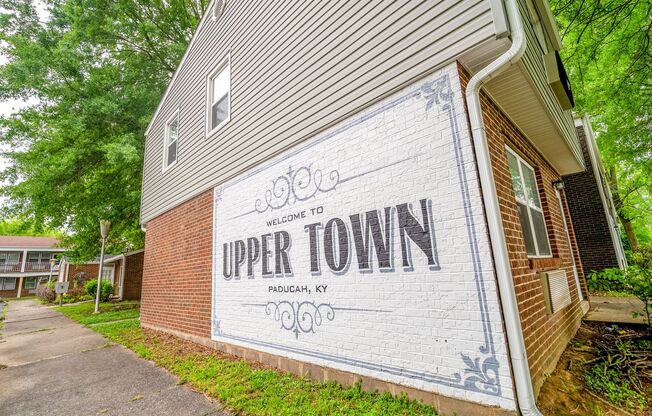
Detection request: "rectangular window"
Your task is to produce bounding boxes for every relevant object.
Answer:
[24,276,38,290]
[0,252,19,264]
[101,267,115,285]
[506,147,552,257]
[1,277,17,291]
[27,252,52,263]
[163,111,179,170]
[207,58,230,135]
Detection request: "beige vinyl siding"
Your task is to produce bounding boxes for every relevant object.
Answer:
[141,0,498,223]
[517,0,581,164]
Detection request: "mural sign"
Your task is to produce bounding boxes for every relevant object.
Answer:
[212,65,515,409]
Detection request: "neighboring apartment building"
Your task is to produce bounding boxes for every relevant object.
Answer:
[0,236,65,298]
[563,117,628,274]
[58,250,144,300]
[139,1,588,414]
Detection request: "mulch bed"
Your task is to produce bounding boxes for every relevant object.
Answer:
[537,321,651,416]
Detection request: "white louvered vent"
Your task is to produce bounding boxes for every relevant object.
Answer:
[541,269,571,314]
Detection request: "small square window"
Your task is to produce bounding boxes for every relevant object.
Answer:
[207,58,230,136]
[163,111,179,170]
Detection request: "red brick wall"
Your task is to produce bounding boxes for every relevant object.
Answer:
[122,252,144,300]
[68,264,100,290]
[140,191,213,338]
[563,126,620,273]
[0,281,19,299]
[458,64,587,395]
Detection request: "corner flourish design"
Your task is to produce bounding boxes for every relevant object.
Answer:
[419,74,454,110]
[458,353,500,394]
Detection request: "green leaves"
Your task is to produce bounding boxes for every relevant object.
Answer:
[552,0,652,246]
[0,0,203,260]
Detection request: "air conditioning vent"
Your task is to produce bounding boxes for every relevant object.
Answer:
[540,269,571,314]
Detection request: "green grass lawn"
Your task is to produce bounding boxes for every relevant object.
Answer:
[0,301,8,333]
[58,301,438,415]
[55,300,140,325]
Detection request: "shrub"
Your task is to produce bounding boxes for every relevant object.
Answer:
[623,265,652,331]
[585,362,646,410]
[629,245,652,269]
[36,281,56,303]
[62,286,91,304]
[587,268,625,293]
[84,279,114,302]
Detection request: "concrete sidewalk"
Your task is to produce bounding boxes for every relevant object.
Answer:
[585,295,648,325]
[0,299,226,416]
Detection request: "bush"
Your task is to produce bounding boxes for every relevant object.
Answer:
[36,281,56,303]
[587,268,625,293]
[623,266,652,331]
[62,286,91,304]
[84,279,114,302]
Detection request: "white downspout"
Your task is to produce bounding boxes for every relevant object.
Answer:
[466,0,542,415]
[118,254,126,300]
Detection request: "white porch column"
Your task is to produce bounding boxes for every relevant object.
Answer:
[20,250,28,272]
[17,276,24,298]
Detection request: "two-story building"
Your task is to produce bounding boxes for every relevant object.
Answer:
[563,116,628,274]
[0,236,65,299]
[139,1,589,414]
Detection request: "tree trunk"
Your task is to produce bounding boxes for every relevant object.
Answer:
[608,165,640,251]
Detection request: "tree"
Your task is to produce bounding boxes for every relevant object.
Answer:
[0,0,205,260]
[0,218,59,236]
[551,0,652,250]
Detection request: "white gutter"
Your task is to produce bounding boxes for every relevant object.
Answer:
[465,0,542,415]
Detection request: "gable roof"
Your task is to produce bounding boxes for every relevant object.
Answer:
[0,236,62,249]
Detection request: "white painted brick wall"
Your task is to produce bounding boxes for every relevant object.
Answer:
[212,63,516,410]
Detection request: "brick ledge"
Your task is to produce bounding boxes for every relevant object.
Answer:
[528,257,563,271]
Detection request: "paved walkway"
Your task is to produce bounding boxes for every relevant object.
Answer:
[0,299,226,416]
[585,295,648,325]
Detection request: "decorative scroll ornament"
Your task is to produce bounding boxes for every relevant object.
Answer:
[263,301,335,339]
[254,165,340,214]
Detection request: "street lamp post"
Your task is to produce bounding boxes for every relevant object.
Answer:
[48,258,57,283]
[94,220,111,314]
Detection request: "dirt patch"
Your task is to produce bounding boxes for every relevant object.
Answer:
[537,322,651,416]
[140,328,270,371]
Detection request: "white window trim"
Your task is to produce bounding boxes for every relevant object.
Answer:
[506,146,553,258]
[101,265,116,286]
[205,53,231,139]
[162,108,180,173]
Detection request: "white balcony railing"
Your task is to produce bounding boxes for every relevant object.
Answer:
[25,262,53,272]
